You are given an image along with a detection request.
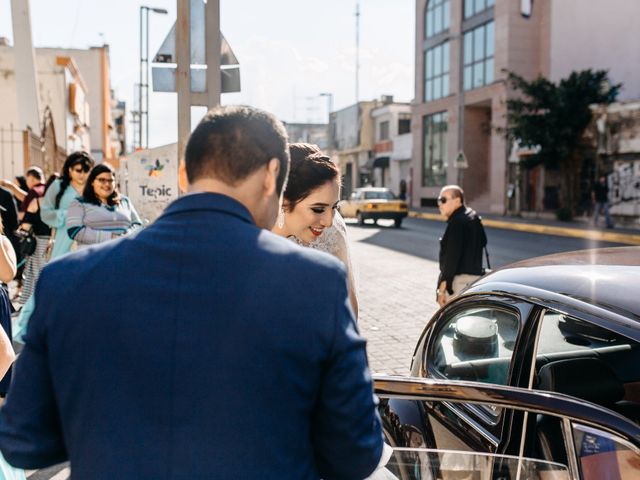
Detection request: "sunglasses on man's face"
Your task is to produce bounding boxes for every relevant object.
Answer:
[437,196,450,204]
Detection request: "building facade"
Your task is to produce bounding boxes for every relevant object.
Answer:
[329,100,380,199]
[370,99,412,197]
[39,46,125,163]
[412,0,640,213]
[0,45,90,179]
[283,122,329,151]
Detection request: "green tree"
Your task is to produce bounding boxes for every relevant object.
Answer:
[504,70,620,219]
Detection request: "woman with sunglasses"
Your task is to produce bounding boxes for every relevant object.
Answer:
[66,163,141,248]
[13,153,96,341]
[40,151,95,259]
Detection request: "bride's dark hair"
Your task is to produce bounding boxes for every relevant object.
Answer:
[284,143,340,210]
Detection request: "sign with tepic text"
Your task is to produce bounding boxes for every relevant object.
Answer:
[124,143,178,224]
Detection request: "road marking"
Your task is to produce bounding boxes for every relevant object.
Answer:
[408,211,640,245]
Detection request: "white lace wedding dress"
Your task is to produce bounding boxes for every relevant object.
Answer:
[290,213,359,315]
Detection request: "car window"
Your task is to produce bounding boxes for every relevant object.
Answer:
[572,424,640,480]
[385,448,569,480]
[363,190,396,200]
[350,192,360,200]
[430,306,520,386]
[534,311,640,420]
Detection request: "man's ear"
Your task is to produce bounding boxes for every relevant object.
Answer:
[263,157,280,197]
[178,160,188,193]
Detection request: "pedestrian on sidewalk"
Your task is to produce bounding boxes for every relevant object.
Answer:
[0,105,383,479]
[13,152,95,342]
[13,167,51,310]
[591,175,614,229]
[436,185,488,307]
[66,163,141,248]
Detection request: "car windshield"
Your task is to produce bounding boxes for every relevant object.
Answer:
[363,190,396,200]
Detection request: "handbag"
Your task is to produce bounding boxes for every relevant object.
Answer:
[15,227,37,257]
[44,228,56,261]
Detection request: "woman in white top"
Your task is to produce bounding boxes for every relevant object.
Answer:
[272,143,358,318]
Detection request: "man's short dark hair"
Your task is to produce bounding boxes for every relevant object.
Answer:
[185,105,290,195]
[25,166,44,182]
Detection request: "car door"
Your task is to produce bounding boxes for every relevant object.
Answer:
[375,376,640,480]
[411,297,538,452]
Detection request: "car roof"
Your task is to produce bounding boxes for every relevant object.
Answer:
[467,247,640,321]
[355,187,391,192]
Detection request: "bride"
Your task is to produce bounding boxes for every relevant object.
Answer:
[272,143,358,318]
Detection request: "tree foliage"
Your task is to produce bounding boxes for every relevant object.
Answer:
[504,69,620,215]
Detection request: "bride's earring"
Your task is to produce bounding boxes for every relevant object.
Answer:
[276,208,285,229]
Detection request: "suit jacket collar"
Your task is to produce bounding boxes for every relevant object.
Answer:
[161,192,255,225]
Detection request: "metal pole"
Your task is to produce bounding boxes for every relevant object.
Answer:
[176,0,192,162]
[355,2,360,103]
[457,30,465,187]
[145,9,150,149]
[205,0,221,109]
[138,6,144,150]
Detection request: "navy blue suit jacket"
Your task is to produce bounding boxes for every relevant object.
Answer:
[0,193,382,479]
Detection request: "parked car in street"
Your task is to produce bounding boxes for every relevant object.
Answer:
[339,187,408,227]
[378,247,640,478]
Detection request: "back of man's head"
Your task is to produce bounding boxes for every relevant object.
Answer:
[25,166,44,182]
[185,105,289,195]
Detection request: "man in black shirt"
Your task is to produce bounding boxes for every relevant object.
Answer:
[591,175,614,228]
[437,185,487,307]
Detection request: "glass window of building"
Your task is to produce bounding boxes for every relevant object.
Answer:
[463,21,494,90]
[464,0,495,19]
[424,41,450,102]
[422,112,448,187]
[379,121,390,141]
[425,0,450,38]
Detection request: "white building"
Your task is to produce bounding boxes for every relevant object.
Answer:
[0,44,90,178]
[371,98,412,197]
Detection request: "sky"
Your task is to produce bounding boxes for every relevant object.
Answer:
[0,0,415,149]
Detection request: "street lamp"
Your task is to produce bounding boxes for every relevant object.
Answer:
[139,5,168,150]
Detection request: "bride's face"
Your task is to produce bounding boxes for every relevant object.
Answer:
[285,179,340,244]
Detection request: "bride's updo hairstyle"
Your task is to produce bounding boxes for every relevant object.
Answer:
[284,143,340,211]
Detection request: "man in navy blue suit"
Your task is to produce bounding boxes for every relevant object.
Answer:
[0,106,383,479]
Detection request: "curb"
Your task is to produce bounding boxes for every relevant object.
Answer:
[408,211,640,246]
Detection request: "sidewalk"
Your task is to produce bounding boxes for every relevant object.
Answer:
[409,208,640,246]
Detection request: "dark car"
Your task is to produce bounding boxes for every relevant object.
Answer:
[377,247,640,478]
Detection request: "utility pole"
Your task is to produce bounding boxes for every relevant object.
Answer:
[355,1,360,103]
[205,0,221,109]
[176,0,191,161]
[139,6,168,150]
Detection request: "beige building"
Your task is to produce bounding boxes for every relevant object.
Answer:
[0,45,90,179]
[412,0,640,213]
[39,46,124,163]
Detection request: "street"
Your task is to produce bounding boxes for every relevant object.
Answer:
[350,216,626,376]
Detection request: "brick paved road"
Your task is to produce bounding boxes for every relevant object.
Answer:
[347,220,440,376]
